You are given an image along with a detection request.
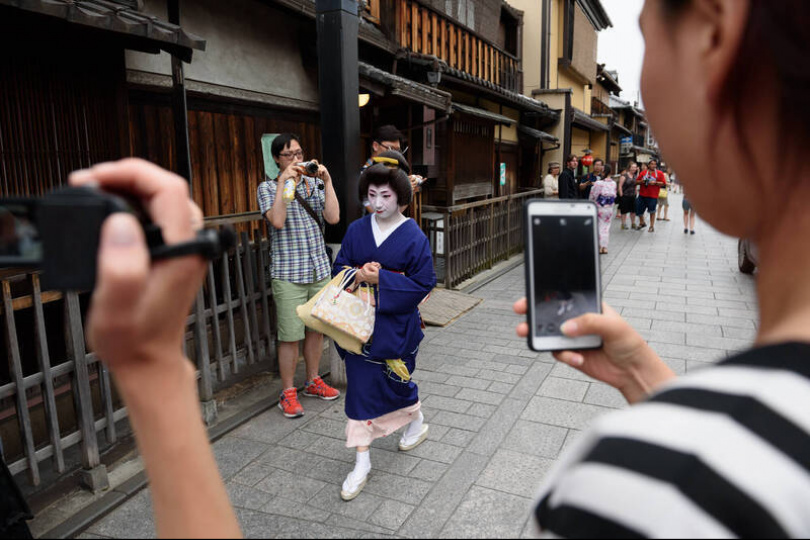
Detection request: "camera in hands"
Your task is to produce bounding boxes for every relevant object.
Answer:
[0,186,235,291]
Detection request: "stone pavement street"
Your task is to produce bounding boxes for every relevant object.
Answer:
[79,195,759,539]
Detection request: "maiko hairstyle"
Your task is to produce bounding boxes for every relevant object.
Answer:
[359,150,412,206]
[271,133,301,161]
[662,0,810,155]
[373,125,405,145]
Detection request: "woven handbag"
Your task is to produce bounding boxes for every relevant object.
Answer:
[311,269,375,344]
[296,269,365,354]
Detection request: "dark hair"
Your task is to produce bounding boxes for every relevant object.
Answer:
[566,154,578,163]
[663,0,810,156]
[374,125,405,145]
[271,133,301,161]
[359,150,412,206]
[593,158,605,166]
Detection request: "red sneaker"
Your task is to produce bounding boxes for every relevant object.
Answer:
[278,388,304,418]
[303,376,341,401]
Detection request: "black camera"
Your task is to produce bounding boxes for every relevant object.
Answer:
[0,186,235,291]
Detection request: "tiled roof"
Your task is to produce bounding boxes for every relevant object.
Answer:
[359,62,452,112]
[1,0,206,60]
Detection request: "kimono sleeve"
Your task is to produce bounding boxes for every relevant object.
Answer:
[377,233,436,315]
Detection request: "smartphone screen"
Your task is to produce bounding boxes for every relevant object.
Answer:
[525,201,602,351]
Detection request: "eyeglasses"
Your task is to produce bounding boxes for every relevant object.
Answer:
[379,143,409,155]
[279,149,304,159]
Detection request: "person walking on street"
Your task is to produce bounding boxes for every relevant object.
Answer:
[543,162,561,199]
[655,166,671,222]
[635,158,666,232]
[589,169,618,254]
[558,155,579,200]
[258,133,342,419]
[618,162,639,230]
[333,152,436,501]
[683,189,697,235]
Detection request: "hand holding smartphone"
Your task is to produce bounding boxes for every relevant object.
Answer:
[524,200,603,352]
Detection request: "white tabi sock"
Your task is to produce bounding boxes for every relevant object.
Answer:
[343,450,371,492]
[402,411,425,443]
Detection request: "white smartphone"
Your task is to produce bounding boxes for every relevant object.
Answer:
[524,199,603,352]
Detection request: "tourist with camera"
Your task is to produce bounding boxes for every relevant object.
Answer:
[257,133,341,419]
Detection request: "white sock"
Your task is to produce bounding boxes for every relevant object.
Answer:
[403,411,425,441]
[356,449,371,471]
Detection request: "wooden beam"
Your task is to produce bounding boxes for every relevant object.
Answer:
[431,13,438,56]
[411,2,418,51]
[450,26,457,67]
[441,19,448,61]
[421,8,429,53]
[399,0,408,47]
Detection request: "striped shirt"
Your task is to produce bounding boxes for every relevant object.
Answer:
[534,342,810,538]
[257,176,330,284]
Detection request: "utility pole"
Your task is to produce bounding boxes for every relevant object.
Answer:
[316,0,361,240]
[168,0,192,186]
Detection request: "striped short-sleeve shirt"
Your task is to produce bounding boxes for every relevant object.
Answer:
[257,176,330,284]
[534,342,810,538]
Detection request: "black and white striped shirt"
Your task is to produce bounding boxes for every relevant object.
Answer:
[534,342,810,538]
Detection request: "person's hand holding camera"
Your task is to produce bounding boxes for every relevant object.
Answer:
[279,162,304,186]
[68,158,241,539]
[69,159,206,389]
[514,299,676,404]
[315,162,333,185]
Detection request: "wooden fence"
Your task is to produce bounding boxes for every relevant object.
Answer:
[423,190,542,289]
[0,214,275,490]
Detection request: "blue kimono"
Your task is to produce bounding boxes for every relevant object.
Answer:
[333,215,436,421]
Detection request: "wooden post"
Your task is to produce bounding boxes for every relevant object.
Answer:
[65,292,109,492]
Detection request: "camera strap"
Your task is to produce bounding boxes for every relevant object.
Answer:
[294,189,324,233]
[293,188,334,265]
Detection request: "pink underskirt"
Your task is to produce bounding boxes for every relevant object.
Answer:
[345,401,422,448]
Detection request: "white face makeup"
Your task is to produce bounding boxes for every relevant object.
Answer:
[368,185,399,221]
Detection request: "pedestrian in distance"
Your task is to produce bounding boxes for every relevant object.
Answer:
[589,163,618,254]
[683,189,697,235]
[635,158,666,232]
[655,166,671,222]
[543,162,561,199]
[577,158,605,200]
[258,133,342,419]
[333,151,436,501]
[618,162,639,230]
[558,154,579,200]
[516,0,810,536]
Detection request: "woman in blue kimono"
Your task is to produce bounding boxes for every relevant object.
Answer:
[333,151,436,501]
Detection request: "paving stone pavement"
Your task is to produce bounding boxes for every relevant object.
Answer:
[81,195,758,539]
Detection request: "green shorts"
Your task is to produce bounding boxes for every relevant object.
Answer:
[272,277,331,342]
